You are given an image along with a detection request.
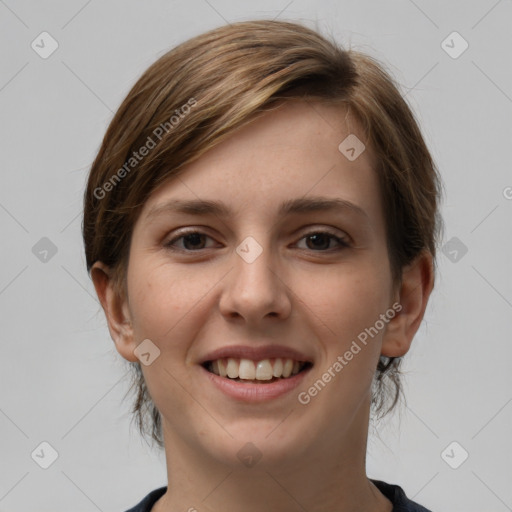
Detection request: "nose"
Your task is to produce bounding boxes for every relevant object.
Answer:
[219,237,292,325]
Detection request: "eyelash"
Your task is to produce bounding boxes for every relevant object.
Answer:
[164,229,350,253]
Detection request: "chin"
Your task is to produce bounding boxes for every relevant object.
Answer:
[200,419,313,469]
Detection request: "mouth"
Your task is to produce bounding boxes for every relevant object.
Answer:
[202,357,313,383]
[199,345,314,401]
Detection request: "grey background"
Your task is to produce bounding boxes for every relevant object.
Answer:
[1,1,511,511]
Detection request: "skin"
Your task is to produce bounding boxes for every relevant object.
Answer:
[92,100,433,511]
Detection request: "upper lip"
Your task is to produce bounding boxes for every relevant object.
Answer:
[200,344,314,364]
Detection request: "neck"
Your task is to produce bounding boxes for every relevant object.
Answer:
[152,400,392,512]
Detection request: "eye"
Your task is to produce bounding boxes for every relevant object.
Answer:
[164,230,217,251]
[296,230,350,251]
[164,228,350,253]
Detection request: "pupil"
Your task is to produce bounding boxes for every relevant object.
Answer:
[184,233,205,249]
[307,234,329,250]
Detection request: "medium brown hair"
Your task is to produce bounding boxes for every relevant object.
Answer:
[83,19,442,448]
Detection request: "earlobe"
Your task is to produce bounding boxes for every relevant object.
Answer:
[381,251,434,358]
[90,262,139,362]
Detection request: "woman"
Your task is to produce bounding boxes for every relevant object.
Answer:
[83,19,442,512]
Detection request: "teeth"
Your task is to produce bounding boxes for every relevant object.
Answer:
[218,358,227,378]
[273,358,283,377]
[226,358,239,378]
[239,359,256,379]
[282,359,293,378]
[255,360,273,380]
[208,357,307,381]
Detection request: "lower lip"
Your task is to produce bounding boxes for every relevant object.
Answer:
[201,365,312,402]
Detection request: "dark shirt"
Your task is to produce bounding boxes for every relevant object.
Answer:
[124,479,432,511]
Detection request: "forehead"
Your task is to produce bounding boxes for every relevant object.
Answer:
[139,100,382,226]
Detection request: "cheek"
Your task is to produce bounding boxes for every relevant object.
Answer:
[294,266,392,422]
[126,258,219,346]
[293,261,392,347]
[127,260,216,417]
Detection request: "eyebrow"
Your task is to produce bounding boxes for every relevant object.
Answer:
[145,196,369,221]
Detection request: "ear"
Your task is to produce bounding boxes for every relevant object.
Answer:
[381,251,434,357]
[90,262,139,362]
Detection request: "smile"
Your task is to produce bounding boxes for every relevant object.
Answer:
[199,344,314,401]
[203,357,312,383]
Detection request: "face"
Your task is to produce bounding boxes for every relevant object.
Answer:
[113,100,401,468]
